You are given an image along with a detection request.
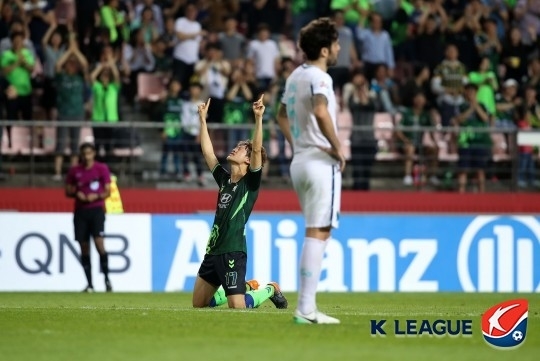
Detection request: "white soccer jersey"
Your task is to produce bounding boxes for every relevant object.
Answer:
[281,64,338,160]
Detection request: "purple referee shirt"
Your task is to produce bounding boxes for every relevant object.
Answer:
[66,162,111,210]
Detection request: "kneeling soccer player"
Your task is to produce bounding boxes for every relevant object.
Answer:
[192,95,287,309]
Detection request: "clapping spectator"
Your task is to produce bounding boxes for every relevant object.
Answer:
[247,23,280,93]
[415,13,445,71]
[181,80,204,185]
[131,6,160,44]
[173,3,205,90]
[53,33,89,181]
[160,79,183,178]
[1,31,35,146]
[134,0,164,34]
[90,58,121,158]
[123,28,155,105]
[0,20,36,55]
[356,13,395,80]
[99,0,128,49]
[455,83,492,193]
[41,20,66,122]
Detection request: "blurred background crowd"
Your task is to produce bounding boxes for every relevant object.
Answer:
[0,0,539,192]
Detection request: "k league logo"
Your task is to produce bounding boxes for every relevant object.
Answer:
[458,216,540,292]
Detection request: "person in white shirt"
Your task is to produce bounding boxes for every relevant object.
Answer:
[277,18,344,325]
[246,23,280,92]
[173,3,205,89]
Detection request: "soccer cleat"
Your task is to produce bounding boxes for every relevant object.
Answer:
[105,279,113,292]
[293,309,340,324]
[267,282,288,309]
[245,279,259,291]
[82,286,95,293]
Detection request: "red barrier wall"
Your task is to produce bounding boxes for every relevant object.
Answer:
[0,188,538,213]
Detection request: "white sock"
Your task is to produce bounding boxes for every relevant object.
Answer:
[297,237,328,315]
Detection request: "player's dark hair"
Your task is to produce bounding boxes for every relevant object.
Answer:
[299,18,338,61]
[79,142,96,153]
[238,140,267,168]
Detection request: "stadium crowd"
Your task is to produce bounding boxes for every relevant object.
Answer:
[0,0,539,191]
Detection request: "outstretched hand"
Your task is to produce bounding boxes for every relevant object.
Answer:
[253,94,265,118]
[198,98,211,123]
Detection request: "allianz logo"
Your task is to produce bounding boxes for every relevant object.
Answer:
[164,216,539,293]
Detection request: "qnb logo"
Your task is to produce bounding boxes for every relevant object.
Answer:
[458,216,540,292]
[482,299,528,349]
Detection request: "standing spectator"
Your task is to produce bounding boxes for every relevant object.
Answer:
[516,105,535,188]
[53,35,89,181]
[348,71,378,190]
[225,67,255,151]
[246,0,287,39]
[501,26,538,83]
[1,31,35,147]
[0,20,37,55]
[181,80,204,185]
[41,21,66,123]
[134,0,164,35]
[446,1,481,71]
[25,0,54,59]
[130,6,160,44]
[162,16,178,57]
[0,2,16,40]
[495,78,520,150]
[247,23,280,92]
[356,13,395,79]
[474,18,502,72]
[65,142,112,293]
[173,3,205,90]
[195,42,230,126]
[514,0,540,44]
[468,57,498,117]
[455,83,492,193]
[90,59,121,158]
[431,44,467,132]
[328,10,360,94]
[123,28,155,105]
[415,14,445,71]
[290,0,317,41]
[401,63,434,109]
[396,92,440,186]
[218,15,245,62]
[160,79,183,178]
[152,37,173,77]
[99,0,128,49]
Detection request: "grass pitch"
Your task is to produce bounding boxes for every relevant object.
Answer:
[1,293,539,361]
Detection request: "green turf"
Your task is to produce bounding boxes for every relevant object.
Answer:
[0,293,539,361]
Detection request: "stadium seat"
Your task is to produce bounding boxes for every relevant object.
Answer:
[137,73,165,102]
[337,110,352,160]
[79,126,94,144]
[491,132,511,162]
[42,126,57,154]
[15,126,46,156]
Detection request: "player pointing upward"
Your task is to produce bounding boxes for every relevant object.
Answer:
[192,95,287,310]
[277,18,344,324]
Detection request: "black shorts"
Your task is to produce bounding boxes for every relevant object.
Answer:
[74,207,106,242]
[458,146,490,171]
[197,251,247,296]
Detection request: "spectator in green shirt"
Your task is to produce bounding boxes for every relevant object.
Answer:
[395,92,440,187]
[90,58,121,158]
[455,83,492,193]
[160,79,183,178]
[1,31,35,147]
[468,57,498,116]
[53,36,89,181]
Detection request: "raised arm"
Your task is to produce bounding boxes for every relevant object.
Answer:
[250,94,264,170]
[90,63,104,82]
[197,98,219,170]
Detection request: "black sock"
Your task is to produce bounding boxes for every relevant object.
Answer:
[100,253,109,281]
[81,254,93,288]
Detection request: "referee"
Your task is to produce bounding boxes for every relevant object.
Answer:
[65,142,112,292]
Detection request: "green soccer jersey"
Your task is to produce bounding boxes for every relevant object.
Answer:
[206,164,262,255]
[457,103,492,148]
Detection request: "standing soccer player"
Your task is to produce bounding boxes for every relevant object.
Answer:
[277,18,345,324]
[65,143,112,292]
[192,95,287,309]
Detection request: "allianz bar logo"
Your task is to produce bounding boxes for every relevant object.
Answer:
[370,299,529,349]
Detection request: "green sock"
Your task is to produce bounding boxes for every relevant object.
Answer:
[209,287,227,307]
[245,284,274,308]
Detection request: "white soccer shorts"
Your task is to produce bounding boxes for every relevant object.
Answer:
[290,158,341,229]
